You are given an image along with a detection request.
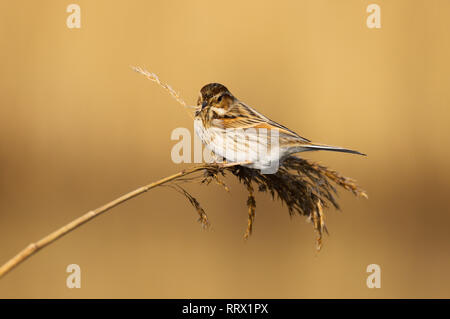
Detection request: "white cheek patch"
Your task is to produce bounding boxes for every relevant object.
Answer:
[211,107,226,116]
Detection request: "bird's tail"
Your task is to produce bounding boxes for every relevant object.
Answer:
[296,143,366,156]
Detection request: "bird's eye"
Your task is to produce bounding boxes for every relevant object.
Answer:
[217,95,223,103]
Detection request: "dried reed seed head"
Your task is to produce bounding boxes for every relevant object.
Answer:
[202,156,366,248]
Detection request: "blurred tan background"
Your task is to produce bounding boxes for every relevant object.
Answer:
[0,0,449,298]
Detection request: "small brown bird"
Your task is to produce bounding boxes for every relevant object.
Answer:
[194,83,365,171]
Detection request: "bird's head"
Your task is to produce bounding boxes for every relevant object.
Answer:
[196,83,235,114]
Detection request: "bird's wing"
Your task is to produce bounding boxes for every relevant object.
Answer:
[222,101,312,143]
[217,101,366,156]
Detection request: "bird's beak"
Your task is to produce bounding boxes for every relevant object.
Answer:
[201,101,208,109]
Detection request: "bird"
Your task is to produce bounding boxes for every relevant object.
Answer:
[194,83,365,172]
